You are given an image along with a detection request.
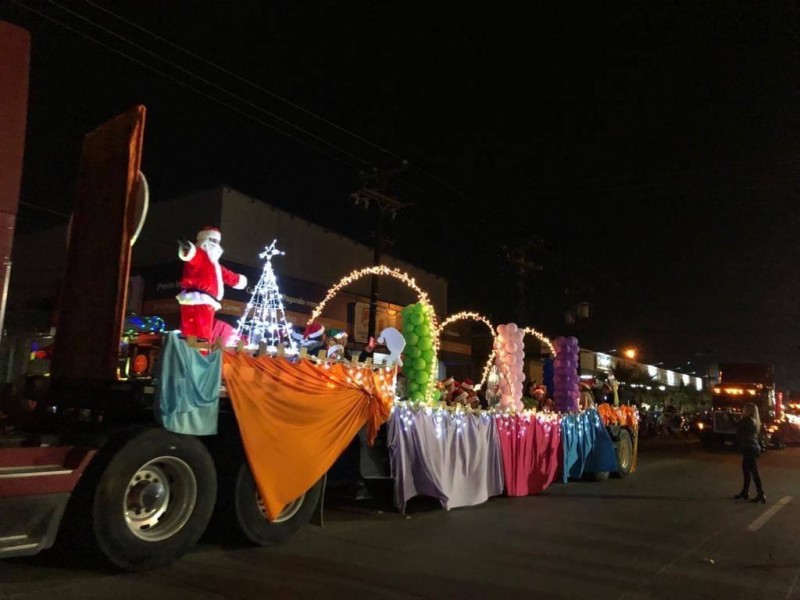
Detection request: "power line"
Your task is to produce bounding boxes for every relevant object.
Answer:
[82,0,403,165]
[43,0,372,168]
[10,0,364,170]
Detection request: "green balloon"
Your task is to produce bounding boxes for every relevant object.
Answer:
[414,324,429,337]
[418,337,433,351]
[421,349,434,362]
[407,380,419,393]
[403,367,417,381]
[402,304,413,314]
[432,389,442,401]
[410,390,424,403]
[405,333,419,347]
[406,346,421,359]
[415,370,429,384]
[413,357,426,371]
[412,303,423,314]
[410,312,424,325]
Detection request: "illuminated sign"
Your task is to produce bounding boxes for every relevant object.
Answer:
[596,353,612,371]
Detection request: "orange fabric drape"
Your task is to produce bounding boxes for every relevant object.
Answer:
[222,351,396,520]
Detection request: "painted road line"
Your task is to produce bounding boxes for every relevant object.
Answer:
[747,496,792,532]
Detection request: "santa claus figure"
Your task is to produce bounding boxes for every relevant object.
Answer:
[176,226,247,342]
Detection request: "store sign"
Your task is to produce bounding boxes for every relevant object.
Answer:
[596,353,612,372]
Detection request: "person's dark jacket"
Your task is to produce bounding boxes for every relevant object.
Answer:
[736,416,761,459]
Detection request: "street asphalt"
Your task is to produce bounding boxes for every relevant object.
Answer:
[2,437,799,599]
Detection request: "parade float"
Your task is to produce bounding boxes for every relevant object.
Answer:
[0,94,639,572]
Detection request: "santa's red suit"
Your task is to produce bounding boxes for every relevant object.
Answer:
[176,227,247,342]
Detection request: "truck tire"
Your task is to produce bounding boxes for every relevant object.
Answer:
[91,429,217,570]
[234,462,323,546]
[613,429,633,478]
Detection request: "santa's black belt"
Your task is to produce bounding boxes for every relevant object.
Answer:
[182,288,220,302]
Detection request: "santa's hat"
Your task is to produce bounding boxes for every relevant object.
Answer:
[442,376,455,387]
[332,331,348,341]
[461,378,474,391]
[533,385,547,396]
[579,381,592,391]
[196,226,221,244]
[454,391,469,404]
[304,323,325,340]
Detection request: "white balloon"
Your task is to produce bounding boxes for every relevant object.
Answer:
[506,323,518,334]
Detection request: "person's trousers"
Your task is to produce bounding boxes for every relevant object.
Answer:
[742,456,763,494]
[180,304,216,342]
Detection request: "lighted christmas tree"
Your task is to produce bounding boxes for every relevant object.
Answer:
[230,240,296,352]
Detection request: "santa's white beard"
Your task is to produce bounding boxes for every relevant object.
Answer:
[201,242,224,262]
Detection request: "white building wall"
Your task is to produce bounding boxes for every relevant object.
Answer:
[136,186,448,315]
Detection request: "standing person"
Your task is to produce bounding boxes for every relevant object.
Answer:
[177,226,247,342]
[734,403,766,503]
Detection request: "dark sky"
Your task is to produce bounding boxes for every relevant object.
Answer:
[3,1,800,386]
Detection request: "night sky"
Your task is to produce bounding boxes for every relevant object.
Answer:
[3,2,800,386]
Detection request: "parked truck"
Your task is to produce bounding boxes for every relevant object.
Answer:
[699,362,784,450]
[0,26,327,569]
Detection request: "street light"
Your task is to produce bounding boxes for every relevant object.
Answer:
[623,348,637,360]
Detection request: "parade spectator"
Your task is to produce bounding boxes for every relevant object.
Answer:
[734,403,766,503]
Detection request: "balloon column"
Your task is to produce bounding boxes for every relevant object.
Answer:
[494,323,525,412]
[553,336,580,412]
[401,303,438,403]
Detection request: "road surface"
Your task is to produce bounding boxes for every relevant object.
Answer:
[2,438,799,599]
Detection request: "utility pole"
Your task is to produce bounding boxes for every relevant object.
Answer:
[351,163,409,340]
[503,239,543,324]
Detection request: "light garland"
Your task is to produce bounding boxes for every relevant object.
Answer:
[521,327,556,356]
[437,311,495,388]
[307,265,440,402]
[308,265,438,332]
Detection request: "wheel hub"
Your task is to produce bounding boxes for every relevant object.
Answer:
[123,456,197,542]
[129,480,167,512]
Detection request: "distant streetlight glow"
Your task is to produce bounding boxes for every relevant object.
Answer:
[623,348,637,360]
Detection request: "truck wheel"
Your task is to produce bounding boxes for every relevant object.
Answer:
[613,429,633,478]
[234,462,323,546]
[91,429,216,570]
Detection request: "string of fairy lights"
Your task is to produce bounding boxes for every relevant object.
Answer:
[437,311,497,388]
[306,265,440,401]
[299,266,558,408]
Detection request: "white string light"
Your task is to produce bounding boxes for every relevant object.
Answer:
[308,265,440,402]
[521,326,557,356]
[230,240,296,352]
[437,311,496,388]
